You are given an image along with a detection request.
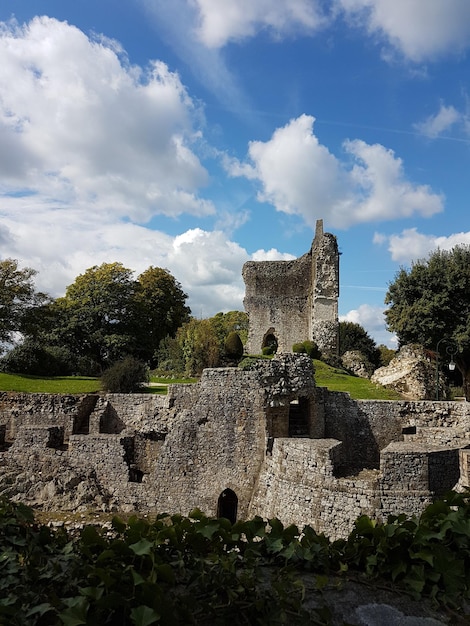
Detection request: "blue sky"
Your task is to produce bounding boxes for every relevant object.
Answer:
[1,1,470,347]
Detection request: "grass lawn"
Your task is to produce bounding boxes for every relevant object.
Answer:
[313,360,403,400]
[0,366,400,400]
[0,373,101,394]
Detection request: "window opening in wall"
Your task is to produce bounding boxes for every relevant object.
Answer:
[217,488,238,524]
[402,426,417,435]
[289,397,309,437]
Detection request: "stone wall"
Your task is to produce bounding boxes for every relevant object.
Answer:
[1,355,469,539]
[242,220,339,355]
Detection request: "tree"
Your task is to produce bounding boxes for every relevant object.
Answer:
[385,245,470,400]
[53,262,137,370]
[0,259,48,352]
[339,321,380,368]
[177,318,220,376]
[134,267,190,364]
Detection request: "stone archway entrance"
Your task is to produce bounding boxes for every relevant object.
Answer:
[262,328,278,354]
[217,488,238,524]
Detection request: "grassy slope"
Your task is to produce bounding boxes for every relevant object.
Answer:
[0,366,400,399]
[313,359,403,400]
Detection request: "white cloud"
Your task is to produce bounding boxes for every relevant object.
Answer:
[251,249,296,261]
[226,115,443,228]
[414,103,462,138]
[374,228,470,263]
[0,196,249,315]
[338,0,470,62]
[0,16,213,221]
[340,303,396,347]
[191,0,329,48]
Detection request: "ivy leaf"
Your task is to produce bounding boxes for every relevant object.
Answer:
[130,539,154,556]
[58,596,89,626]
[130,605,160,626]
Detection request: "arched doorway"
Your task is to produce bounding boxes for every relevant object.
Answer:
[217,488,238,524]
[262,328,278,354]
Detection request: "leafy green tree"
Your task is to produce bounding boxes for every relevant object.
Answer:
[385,245,470,400]
[0,259,48,351]
[339,321,380,368]
[224,331,244,359]
[134,267,190,364]
[178,318,220,376]
[53,262,137,370]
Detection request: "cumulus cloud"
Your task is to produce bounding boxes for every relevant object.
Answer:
[191,0,329,48]
[226,115,443,228]
[338,0,470,62]
[374,228,470,264]
[0,195,249,315]
[414,103,462,138]
[0,16,213,221]
[340,303,396,346]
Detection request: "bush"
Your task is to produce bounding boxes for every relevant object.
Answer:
[0,340,74,376]
[292,340,321,359]
[224,331,244,359]
[101,357,149,393]
[262,346,275,356]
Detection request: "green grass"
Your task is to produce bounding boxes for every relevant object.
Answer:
[313,360,403,400]
[0,373,101,394]
[0,366,399,400]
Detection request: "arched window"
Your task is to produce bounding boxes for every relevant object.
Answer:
[217,488,238,524]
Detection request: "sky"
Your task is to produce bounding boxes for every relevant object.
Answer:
[1,1,470,348]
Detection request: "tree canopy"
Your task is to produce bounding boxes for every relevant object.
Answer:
[0,259,48,352]
[385,245,470,399]
[1,262,191,375]
[339,321,380,368]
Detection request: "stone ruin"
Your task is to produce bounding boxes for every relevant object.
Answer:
[242,219,339,356]
[1,354,469,540]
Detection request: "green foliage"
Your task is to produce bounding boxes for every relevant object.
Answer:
[292,340,321,359]
[177,318,221,376]
[377,344,396,367]
[339,321,380,368]
[385,245,470,398]
[0,339,75,376]
[1,492,469,624]
[224,331,244,359]
[134,267,190,365]
[0,258,49,350]
[262,345,275,355]
[101,357,149,393]
[210,311,248,347]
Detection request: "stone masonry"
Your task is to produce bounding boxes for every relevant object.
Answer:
[242,220,339,356]
[1,354,469,540]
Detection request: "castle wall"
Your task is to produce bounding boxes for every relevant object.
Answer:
[242,220,339,355]
[1,356,469,539]
[242,254,312,353]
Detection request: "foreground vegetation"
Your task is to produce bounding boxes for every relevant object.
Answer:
[0,492,469,624]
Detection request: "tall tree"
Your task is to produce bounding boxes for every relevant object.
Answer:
[54,262,137,369]
[0,259,48,351]
[385,245,470,399]
[134,267,190,364]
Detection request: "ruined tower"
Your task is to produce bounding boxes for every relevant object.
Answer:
[242,219,339,355]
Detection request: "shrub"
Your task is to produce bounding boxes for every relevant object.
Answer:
[0,340,74,376]
[262,346,275,356]
[292,340,321,359]
[224,331,244,359]
[101,357,149,393]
